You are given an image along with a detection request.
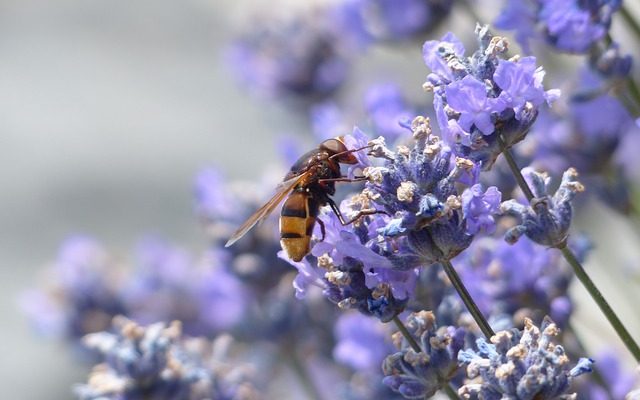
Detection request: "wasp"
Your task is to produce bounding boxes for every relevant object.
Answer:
[225,137,382,261]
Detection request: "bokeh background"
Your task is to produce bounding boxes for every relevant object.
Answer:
[2,0,640,399]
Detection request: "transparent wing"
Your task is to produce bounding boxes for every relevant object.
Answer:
[224,173,308,247]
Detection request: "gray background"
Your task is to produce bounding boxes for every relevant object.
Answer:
[1,0,639,398]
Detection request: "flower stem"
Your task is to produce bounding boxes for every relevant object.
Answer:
[497,136,640,362]
[620,4,640,41]
[559,245,640,361]
[441,260,495,339]
[392,316,460,400]
[392,315,421,353]
[287,350,323,400]
[443,384,459,400]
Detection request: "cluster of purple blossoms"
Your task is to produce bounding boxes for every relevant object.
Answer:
[524,70,640,211]
[227,8,349,99]
[22,235,251,342]
[495,0,621,54]
[382,311,466,398]
[494,0,631,78]
[423,25,560,168]
[501,167,584,247]
[458,317,593,399]
[333,0,453,44]
[75,317,260,400]
[310,82,416,146]
[363,116,501,267]
[455,235,589,329]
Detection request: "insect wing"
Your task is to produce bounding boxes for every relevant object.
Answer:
[224,173,308,247]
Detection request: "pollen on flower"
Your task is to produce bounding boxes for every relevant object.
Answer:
[485,35,509,56]
[317,253,335,270]
[325,270,351,286]
[411,115,432,140]
[397,181,417,203]
[363,166,386,184]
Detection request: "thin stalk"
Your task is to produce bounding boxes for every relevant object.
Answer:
[624,76,640,115]
[497,137,640,362]
[559,246,640,361]
[287,351,323,400]
[443,384,460,400]
[392,315,421,353]
[392,316,460,399]
[620,4,640,41]
[441,260,495,339]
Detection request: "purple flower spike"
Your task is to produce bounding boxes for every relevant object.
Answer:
[495,0,622,55]
[458,317,593,399]
[382,311,465,398]
[494,57,560,117]
[501,167,584,247]
[423,25,559,169]
[445,76,500,135]
[333,312,393,372]
[461,184,502,235]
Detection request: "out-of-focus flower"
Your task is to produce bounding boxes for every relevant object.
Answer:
[495,0,621,54]
[458,317,593,399]
[382,311,466,398]
[579,349,639,399]
[423,26,559,168]
[334,312,394,372]
[74,317,260,400]
[364,83,415,143]
[227,8,348,99]
[333,0,453,44]
[21,236,125,341]
[501,167,584,247]
[455,235,586,328]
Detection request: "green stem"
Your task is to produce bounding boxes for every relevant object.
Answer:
[559,246,640,362]
[442,260,495,339]
[392,315,422,353]
[620,4,640,40]
[443,384,460,400]
[287,350,323,400]
[498,140,640,362]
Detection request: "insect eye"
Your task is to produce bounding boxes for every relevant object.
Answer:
[320,138,347,155]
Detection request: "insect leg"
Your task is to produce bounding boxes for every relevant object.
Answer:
[327,144,373,161]
[316,218,326,241]
[326,196,388,226]
[317,176,368,185]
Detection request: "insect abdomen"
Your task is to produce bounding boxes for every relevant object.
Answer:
[280,191,317,262]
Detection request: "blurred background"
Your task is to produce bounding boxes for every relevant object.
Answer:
[2,0,640,399]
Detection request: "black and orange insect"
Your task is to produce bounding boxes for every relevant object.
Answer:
[225,137,381,261]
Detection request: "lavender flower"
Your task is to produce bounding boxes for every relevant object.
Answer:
[364,116,502,266]
[458,317,593,399]
[227,9,348,99]
[123,237,251,336]
[579,349,639,399]
[21,236,125,341]
[75,317,260,400]
[334,312,394,372]
[501,167,584,247]
[455,236,582,328]
[364,83,414,144]
[423,26,559,168]
[495,0,622,54]
[333,0,453,44]
[382,311,466,398]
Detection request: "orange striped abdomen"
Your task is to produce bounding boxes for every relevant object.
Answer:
[280,191,318,262]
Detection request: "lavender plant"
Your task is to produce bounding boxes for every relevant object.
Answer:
[22,1,640,399]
